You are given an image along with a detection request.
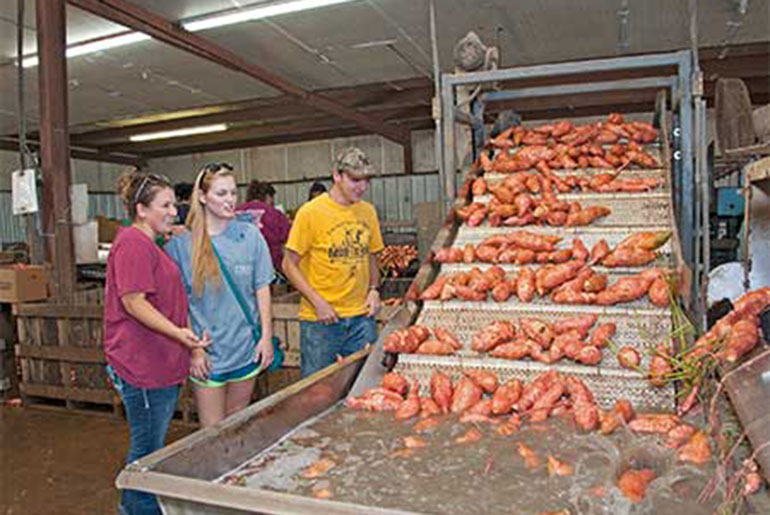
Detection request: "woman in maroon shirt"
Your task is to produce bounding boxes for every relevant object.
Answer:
[236,180,291,274]
[104,170,210,515]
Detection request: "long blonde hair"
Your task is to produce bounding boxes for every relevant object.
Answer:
[187,163,236,296]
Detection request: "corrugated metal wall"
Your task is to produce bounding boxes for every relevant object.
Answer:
[0,192,27,244]
[0,174,454,245]
[0,191,125,245]
[145,128,450,221]
[0,127,455,244]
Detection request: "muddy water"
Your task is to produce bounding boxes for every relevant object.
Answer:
[219,404,722,514]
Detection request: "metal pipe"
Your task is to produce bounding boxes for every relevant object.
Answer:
[16,0,28,172]
[699,99,710,330]
[678,52,695,269]
[688,0,700,72]
[693,91,703,326]
[689,0,706,326]
[482,76,676,102]
[742,170,752,291]
[442,78,456,213]
[428,0,445,217]
[443,50,688,87]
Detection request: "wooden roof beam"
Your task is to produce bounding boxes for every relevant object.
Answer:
[98,104,428,154]
[70,83,432,146]
[66,0,411,146]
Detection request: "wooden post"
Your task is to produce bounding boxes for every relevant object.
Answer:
[36,0,76,300]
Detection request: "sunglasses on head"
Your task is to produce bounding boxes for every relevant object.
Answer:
[133,173,170,206]
[197,162,234,188]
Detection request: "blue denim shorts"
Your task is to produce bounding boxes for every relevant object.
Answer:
[300,314,377,377]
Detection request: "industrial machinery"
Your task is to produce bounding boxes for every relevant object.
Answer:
[115,51,720,514]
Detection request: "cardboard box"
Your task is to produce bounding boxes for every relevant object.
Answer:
[96,216,122,243]
[0,266,49,303]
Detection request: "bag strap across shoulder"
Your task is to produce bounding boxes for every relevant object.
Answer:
[211,243,261,340]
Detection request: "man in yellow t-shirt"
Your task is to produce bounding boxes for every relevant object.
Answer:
[283,147,384,377]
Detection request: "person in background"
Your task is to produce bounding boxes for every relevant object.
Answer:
[166,163,275,428]
[307,181,327,201]
[174,182,193,225]
[283,147,384,378]
[236,180,291,275]
[105,170,210,515]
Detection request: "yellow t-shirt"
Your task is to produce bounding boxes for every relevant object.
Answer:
[285,193,384,321]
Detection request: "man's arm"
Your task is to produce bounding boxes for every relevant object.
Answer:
[282,250,338,323]
[365,252,382,316]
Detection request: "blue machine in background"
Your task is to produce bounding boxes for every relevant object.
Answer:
[711,186,744,268]
[716,187,745,217]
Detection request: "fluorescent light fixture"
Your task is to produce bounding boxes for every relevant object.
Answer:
[183,0,359,31]
[21,32,151,68]
[19,0,359,67]
[129,124,228,142]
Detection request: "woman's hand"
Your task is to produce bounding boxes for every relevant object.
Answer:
[177,328,212,350]
[254,336,274,370]
[189,348,211,380]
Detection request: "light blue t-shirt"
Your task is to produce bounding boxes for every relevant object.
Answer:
[165,220,274,375]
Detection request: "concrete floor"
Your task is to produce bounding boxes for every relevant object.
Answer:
[0,405,194,515]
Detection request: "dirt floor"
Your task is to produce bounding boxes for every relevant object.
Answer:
[0,405,195,515]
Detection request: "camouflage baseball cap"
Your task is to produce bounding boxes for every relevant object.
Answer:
[333,147,377,178]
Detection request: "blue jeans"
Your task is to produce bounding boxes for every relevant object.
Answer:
[300,315,377,377]
[107,366,180,515]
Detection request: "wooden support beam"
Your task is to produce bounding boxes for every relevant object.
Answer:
[36,0,75,300]
[403,142,413,174]
[143,127,373,158]
[67,0,410,146]
[99,104,426,154]
[70,81,432,146]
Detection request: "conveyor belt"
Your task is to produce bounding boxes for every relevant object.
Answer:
[394,355,675,411]
[413,300,670,377]
[453,224,673,247]
[472,192,673,228]
[395,143,678,412]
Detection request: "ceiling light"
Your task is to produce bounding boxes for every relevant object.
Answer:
[129,124,228,142]
[19,0,359,68]
[21,32,151,68]
[183,0,359,31]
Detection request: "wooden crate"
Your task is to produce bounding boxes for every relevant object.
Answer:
[12,284,393,418]
[13,296,120,414]
[1,304,17,396]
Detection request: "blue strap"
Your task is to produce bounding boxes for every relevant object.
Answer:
[211,243,283,371]
[212,243,260,337]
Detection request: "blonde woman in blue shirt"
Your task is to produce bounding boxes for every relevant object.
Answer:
[166,163,275,427]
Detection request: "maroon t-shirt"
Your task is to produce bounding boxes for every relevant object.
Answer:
[103,227,190,388]
[236,200,291,273]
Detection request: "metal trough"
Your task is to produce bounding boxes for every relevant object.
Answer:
[116,308,416,515]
